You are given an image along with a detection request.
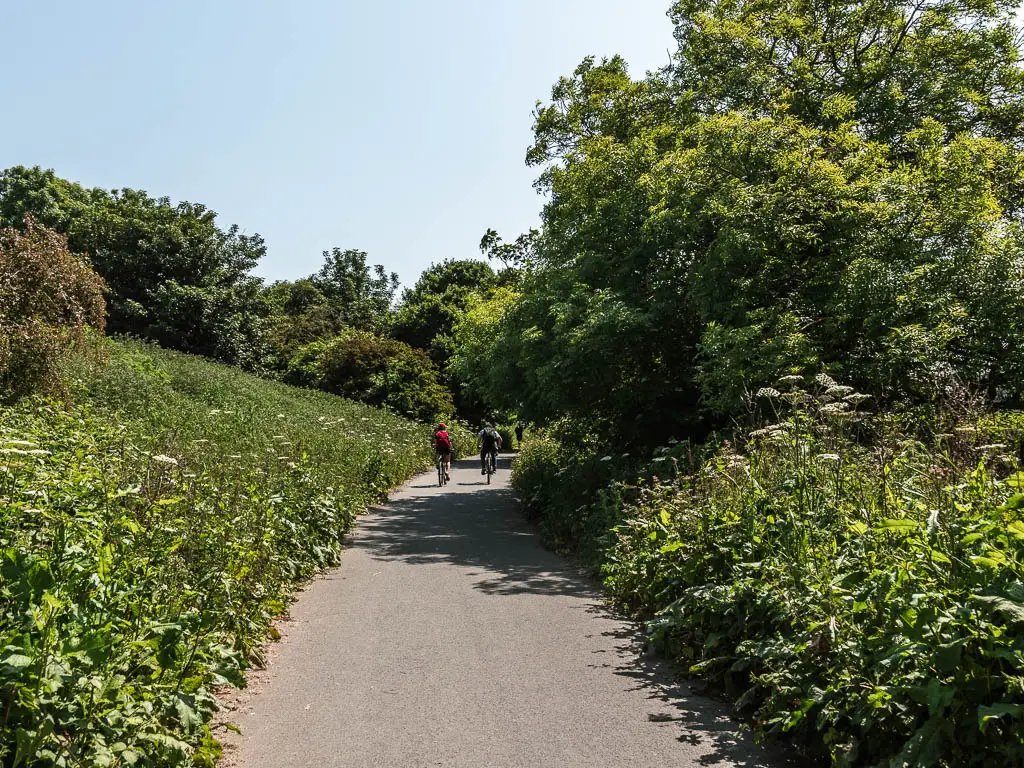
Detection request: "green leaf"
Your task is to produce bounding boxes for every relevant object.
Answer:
[875,518,918,533]
[1,653,33,669]
[971,594,1024,624]
[928,548,951,564]
[979,704,1024,730]
[659,540,684,554]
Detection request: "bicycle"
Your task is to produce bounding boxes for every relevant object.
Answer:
[485,449,497,484]
[436,452,448,487]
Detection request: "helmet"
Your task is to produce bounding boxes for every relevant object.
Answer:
[437,423,447,430]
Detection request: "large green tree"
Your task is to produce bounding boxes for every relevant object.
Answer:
[312,248,399,333]
[391,259,496,367]
[471,0,1024,448]
[0,166,270,368]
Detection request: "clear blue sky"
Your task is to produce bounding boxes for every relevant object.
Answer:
[0,1,676,288]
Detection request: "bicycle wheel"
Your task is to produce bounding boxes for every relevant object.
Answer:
[437,458,444,487]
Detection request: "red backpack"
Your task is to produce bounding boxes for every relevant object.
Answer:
[435,430,452,452]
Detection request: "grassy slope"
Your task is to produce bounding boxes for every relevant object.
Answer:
[1,339,445,766]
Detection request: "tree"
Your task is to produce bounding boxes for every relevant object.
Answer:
[311,248,399,333]
[0,166,269,368]
[287,330,453,422]
[0,219,106,396]
[473,0,1024,448]
[391,259,495,366]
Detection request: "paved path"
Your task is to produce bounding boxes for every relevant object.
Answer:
[220,455,789,768]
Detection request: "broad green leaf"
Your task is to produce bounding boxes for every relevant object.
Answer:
[971,594,1024,624]
[979,704,1024,730]
[875,518,918,533]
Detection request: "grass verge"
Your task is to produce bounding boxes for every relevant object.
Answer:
[513,377,1024,766]
[1,339,448,766]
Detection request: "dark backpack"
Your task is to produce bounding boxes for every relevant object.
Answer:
[481,427,499,450]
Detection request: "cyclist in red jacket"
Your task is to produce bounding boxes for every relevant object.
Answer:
[434,423,453,481]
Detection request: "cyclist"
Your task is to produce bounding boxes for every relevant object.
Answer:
[478,423,502,475]
[434,423,453,481]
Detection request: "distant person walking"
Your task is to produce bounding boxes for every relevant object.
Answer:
[515,422,524,449]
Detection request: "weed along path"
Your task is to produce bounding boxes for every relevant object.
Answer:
[221,456,787,768]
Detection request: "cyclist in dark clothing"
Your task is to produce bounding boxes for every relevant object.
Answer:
[478,423,502,474]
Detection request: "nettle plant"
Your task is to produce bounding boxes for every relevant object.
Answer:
[604,373,1024,766]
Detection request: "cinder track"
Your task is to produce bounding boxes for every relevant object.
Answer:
[221,456,788,768]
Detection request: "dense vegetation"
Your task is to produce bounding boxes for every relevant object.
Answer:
[6,0,1024,764]
[0,339,461,766]
[0,192,476,764]
[461,0,1024,764]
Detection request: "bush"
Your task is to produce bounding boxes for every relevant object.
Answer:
[0,219,106,397]
[512,431,641,563]
[599,376,1024,766]
[287,329,454,423]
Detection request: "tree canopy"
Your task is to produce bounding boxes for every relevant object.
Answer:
[463,0,1024,447]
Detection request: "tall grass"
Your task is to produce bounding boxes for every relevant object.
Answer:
[1,339,446,766]
[514,376,1024,766]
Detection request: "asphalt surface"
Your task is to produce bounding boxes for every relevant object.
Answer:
[220,455,788,768]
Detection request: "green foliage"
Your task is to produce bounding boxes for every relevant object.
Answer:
[0,220,107,398]
[391,259,495,368]
[481,0,1024,448]
[287,329,453,423]
[669,0,1024,150]
[516,376,1024,765]
[311,248,398,334]
[448,287,524,413]
[0,166,270,370]
[0,339,434,765]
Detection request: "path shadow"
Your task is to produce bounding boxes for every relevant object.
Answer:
[587,611,809,768]
[347,455,797,767]
[350,457,598,599]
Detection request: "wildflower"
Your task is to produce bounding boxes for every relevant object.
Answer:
[778,375,804,386]
[817,453,841,462]
[815,373,838,388]
[844,393,871,405]
[820,402,852,414]
[756,387,781,398]
[2,440,35,447]
[976,444,1008,454]
[151,455,178,466]
[825,385,855,397]
[601,456,613,462]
